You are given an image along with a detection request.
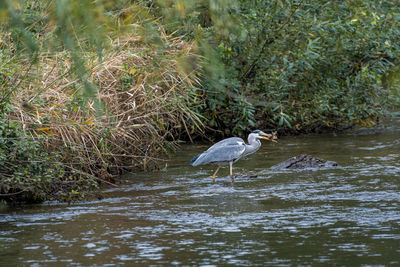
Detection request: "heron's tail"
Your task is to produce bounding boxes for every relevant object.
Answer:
[190,154,200,166]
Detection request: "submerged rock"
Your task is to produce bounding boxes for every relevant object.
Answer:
[271,154,338,170]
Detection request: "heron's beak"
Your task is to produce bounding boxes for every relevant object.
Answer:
[260,132,278,143]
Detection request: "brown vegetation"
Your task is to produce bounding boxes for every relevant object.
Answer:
[10,32,202,183]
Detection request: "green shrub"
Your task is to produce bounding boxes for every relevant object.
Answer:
[156,0,400,135]
[0,117,99,203]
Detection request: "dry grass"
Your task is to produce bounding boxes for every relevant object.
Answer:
[10,31,203,182]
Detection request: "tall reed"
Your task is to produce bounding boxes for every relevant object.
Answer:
[10,31,202,184]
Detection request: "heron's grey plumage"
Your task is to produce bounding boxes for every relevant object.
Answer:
[191,137,246,166]
[190,130,277,183]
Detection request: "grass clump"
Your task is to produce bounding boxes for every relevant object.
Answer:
[3,35,201,203]
[1,1,203,203]
[0,51,98,202]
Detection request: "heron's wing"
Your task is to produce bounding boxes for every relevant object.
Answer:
[191,137,246,166]
[204,137,244,151]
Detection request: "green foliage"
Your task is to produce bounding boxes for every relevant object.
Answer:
[2,0,400,137]
[0,118,98,203]
[1,95,95,203]
[0,0,109,106]
[0,120,58,202]
[155,0,400,135]
[385,65,400,109]
[0,50,14,115]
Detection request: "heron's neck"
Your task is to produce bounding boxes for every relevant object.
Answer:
[244,135,261,156]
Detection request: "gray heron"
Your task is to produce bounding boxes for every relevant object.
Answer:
[190,130,278,183]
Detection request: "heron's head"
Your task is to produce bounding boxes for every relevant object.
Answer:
[251,130,278,143]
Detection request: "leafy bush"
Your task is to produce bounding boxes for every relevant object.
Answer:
[0,118,99,203]
[156,0,400,135]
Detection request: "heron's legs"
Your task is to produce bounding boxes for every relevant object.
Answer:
[229,161,234,183]
[212,166,220,183]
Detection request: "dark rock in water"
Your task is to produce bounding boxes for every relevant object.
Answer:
[232,174,258,179]
[271,154,338,170]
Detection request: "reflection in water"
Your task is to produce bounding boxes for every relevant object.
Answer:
[1,123,400,266]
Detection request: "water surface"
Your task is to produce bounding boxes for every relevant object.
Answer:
[1,122,400,266]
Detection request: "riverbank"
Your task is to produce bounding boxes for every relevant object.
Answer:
[1,0,399,203]
[1,31,202,203]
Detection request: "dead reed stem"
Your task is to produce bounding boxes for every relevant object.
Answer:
[11,33,202,182]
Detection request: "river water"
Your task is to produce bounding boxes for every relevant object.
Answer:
[1,121,400,266]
